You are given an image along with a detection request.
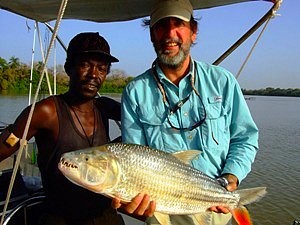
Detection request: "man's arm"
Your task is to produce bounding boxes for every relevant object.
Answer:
[222,82,259,183]
[0,106,36,162]
[0,98,57,162]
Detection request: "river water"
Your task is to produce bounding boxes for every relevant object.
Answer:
[0,94,299,225]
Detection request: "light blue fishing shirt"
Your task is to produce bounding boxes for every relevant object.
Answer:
[121,59,259,183]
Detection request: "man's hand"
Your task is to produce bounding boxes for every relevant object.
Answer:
[223,173,239,192]
[208,174,239,214]
[112,193,156,219]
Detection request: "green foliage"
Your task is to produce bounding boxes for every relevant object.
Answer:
[242,87,300,97]
[0,57,8,71]
[1,56,299,97]
[0,59,67,94]
[99,69,133,93]
[0,57,133,95]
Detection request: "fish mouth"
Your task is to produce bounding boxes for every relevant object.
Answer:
[58,157,81,184]
[58,157,105,188]
[59,157,78,169]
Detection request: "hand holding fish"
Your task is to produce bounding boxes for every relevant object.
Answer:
[209,173,239,213]
[112,193,156,218]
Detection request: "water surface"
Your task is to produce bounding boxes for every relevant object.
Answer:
[0,95,299,225]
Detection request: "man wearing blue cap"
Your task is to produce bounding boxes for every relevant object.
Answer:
[115,0,259,224]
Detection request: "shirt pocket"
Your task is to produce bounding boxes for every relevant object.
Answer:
[200,96,228,149]
[137,106,168,146]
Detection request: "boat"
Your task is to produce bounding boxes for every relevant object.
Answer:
[0,0,283,224]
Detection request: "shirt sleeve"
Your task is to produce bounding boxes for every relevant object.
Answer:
[222,80,259,183]
[121,85,147,145]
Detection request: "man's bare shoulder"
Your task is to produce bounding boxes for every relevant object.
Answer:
[30,96,58,128]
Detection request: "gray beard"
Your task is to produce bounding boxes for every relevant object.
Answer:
[154,42,190,69]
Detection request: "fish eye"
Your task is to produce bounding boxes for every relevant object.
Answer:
[85,157,89,161]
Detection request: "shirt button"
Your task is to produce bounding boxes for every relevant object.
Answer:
[184,112,188,116]
[188,135,193,139]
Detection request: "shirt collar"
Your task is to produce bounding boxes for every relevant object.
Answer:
[154,58,195,83]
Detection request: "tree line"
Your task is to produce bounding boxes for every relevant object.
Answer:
[1,56,299,97]
[242,87,300,97]
[0,57,133,95]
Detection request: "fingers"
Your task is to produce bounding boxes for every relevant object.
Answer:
[144,198,156,217]
[126,193,148,214]
[208,205,230,214]
[111,196,122,209]
[112,193,156,217]
[131,194,155,217]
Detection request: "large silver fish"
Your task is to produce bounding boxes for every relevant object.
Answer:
[58,143,266,225]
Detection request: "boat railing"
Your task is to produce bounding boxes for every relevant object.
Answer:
[1,193,46,225]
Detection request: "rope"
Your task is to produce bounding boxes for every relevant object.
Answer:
[36,22,53,96]
[0,1,68,224]
[235,17,271,79]
[213,0,282,66]
[235,0,282,79]
[28,23,37,105]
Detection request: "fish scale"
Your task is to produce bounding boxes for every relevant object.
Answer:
[73,143,238,214]
[59,142,267,225]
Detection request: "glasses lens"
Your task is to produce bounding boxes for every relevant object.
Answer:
[166,95,206,131]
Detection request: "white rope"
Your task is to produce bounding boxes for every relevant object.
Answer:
[0,1,69,224]
[28,23,37,105]
[36,22,53,96]
[235,0,282,79]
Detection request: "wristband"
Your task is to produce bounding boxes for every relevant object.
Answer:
[6,132,20,147]
[217,177,229,188]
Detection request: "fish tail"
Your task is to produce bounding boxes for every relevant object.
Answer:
[237,187,267,206]
[231,206,252,225]
[231,187,267,225]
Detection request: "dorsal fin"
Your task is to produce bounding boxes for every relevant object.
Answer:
[172,150,201,164]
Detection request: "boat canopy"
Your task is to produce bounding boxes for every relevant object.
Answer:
[0,0,276,23]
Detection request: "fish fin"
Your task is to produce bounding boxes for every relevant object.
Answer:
[231,206,252,225]
[154,212,171,225]
[172,150,201,164]
[192,212,212,224]
[236,187,267,205]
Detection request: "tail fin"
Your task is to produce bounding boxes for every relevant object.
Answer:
[231,206,252,225]
[237,187,267,206]
[231,187,267,225]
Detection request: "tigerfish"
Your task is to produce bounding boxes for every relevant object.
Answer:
[58,143,266,225]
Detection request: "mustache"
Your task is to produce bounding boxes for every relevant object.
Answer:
[157,38,183,47]
[81,78,100,87]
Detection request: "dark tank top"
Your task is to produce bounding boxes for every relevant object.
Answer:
[37,94,116,220]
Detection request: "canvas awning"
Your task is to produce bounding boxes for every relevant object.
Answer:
[0,0,276,23]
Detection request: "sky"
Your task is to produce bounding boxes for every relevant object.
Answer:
[0,0,299,90]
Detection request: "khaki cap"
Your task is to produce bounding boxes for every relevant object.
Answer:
[150,0,194,27]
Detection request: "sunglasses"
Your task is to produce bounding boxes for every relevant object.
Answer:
[152,60,206,131]
[166,92,206,131]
